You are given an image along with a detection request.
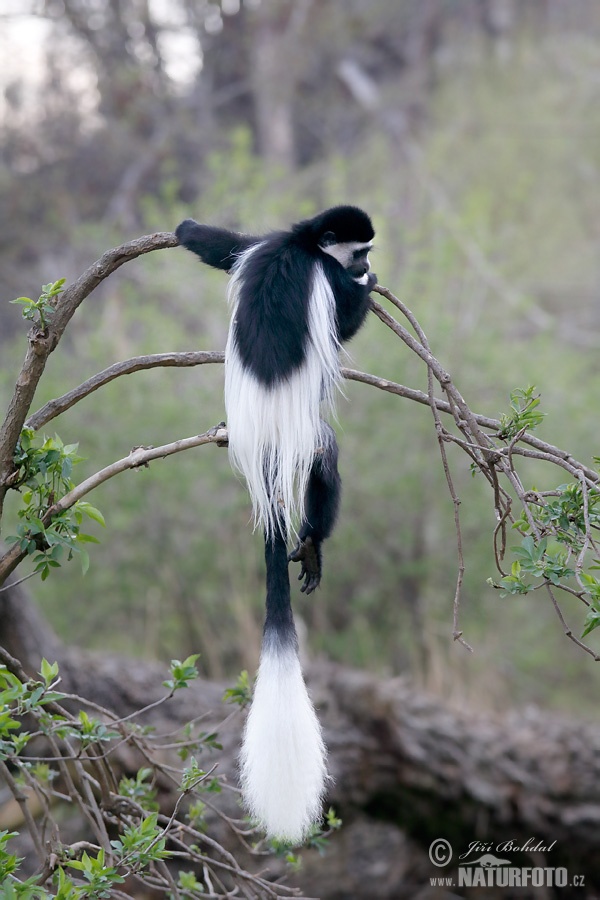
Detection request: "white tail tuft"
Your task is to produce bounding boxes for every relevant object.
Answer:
[240,635,328,843]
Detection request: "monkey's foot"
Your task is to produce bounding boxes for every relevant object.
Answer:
[288,536,322,594]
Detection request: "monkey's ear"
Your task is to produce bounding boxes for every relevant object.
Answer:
[319,231,337,247]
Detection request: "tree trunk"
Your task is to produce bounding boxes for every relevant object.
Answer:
[1,579,599,897]
[248,1,314,170]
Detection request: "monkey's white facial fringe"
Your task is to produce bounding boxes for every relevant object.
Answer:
[240,634,328,843]
[320,239,373,269]
[225,255,341,539]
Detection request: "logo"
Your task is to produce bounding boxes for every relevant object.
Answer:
[427,838,585,890]
[429,838,452,867]
[466,854,511,868]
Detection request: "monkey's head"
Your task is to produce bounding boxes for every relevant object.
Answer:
[293,206,375,281]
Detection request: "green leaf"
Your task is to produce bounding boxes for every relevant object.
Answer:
[223,669,252,707]
[582,609,600,638]
[40,659,59,686]
[76,501,106,527]
[75,533,101,544]
[163,655,200,691]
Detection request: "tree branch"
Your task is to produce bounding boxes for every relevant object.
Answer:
[0,424,227,587]
[52,426,228,513]
[26,351,225,431]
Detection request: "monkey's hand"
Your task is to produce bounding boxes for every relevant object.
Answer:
[367,272,378,291]
[288,536,322,594]
[176,218,211,247]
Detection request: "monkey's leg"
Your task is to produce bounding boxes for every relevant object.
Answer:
[288,423,341,594]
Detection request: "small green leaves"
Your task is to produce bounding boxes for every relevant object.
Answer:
[8,429,104,582]
[10,278,66,331]
[110,813,169,866]
[0,830,22,881]
[178,870,205,894]
[497,386,545,440]
[579,572,600,638]
[581,606,600,638]
[61,848,125,895]
[176,725,222,761]
[516,483,600,547]
[305,807,343,854]
[180,756,222,794]
[490,536,574,597]
[181,757,207,791]
[267,806,343,864]
[223,669,252,708]
[490,472,600,640]
[118,768,158,811]
[40,658,59,687]
[77,711,119,748]
[163,655,200,692]
[187,799,207,829]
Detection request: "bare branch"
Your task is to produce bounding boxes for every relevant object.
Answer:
[54,425,228,512]
[0,760,46,862]
[27,351,225,431]
[0,424,227,587]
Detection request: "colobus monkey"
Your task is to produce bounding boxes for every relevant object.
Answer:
[176,206,376,843]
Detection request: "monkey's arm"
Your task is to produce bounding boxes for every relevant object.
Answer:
[176,219,260,272]
[322,258,377,342]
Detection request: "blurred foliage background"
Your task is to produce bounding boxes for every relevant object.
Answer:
[2,0,600,713]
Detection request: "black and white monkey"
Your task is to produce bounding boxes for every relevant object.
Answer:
[176,206,376,843]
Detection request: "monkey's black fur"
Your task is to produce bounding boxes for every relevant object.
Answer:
[176,205,375,387]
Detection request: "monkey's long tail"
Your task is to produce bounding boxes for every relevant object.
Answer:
[239,528,327,844]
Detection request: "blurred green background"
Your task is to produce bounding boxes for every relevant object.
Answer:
[2,0,600,712]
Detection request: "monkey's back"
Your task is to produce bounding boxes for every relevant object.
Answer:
[224,236,341,538]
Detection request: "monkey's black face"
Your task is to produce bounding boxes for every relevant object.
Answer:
[347,246,371,279]
[320,239,373,281]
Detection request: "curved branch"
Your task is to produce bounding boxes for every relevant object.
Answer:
[53,426,228,512]
[49,232,179,336]
[27,351,225,431]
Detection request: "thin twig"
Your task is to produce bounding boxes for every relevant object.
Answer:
[0,570,37,593]
[0,760,46,862]
[545,584,600,662]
